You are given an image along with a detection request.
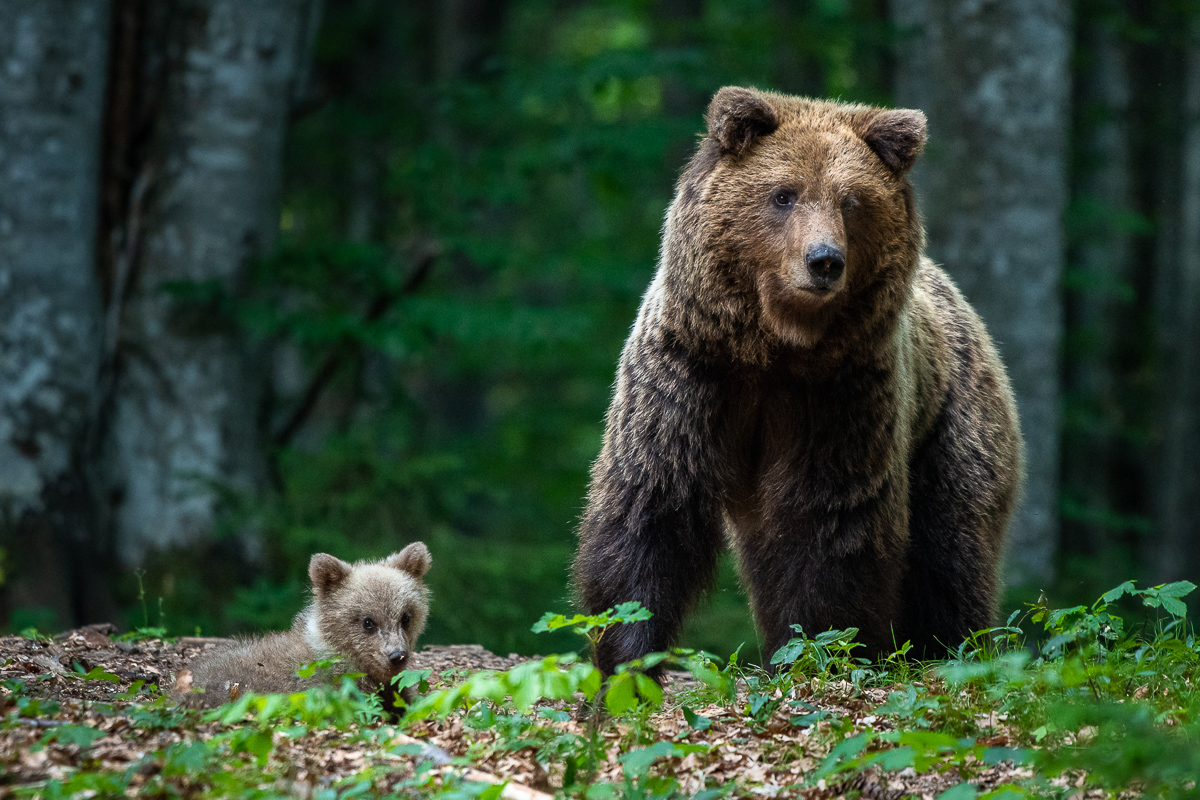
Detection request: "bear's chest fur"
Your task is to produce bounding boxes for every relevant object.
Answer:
[721,362,900,538]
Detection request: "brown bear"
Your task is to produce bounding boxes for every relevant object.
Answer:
[572,87,1022,674]
[180,543,431,707]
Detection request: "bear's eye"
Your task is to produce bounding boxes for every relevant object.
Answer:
[401,612,412,628]
[841,194,859,214]
[772,189,797,209]
[362,617,376,632]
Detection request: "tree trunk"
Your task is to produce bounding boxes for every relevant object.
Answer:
[0,0,112,627]
[104,0,319,564]
[891,0,1072,589]
[1153,22,1200,585]
[1060,3,1137,571]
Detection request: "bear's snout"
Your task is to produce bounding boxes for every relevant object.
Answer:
[387,648,408,669]
[806,242,845,289]
[786,238,846,298]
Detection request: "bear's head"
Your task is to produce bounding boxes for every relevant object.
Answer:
[306,543,432,687]
[665,87,927,358]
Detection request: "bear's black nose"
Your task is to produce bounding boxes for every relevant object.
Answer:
[806,243,845,288]
[388,649,408,669]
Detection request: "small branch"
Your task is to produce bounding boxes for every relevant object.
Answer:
[390,734,553,800]
[272,243,439,448]
[175,636,235,648]
[461,769,555,800]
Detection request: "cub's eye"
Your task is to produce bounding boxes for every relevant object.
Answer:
[362,617,376,632]
[772,189,797,209]
[401,612,412,628]
[841,194,859,214]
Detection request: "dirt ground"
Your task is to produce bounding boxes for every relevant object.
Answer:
[0,625,1031,798]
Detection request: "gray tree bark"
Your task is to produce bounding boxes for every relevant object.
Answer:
[0,0,111,624]
[105,0,319,564]
[891,0,1071,588]
[1153,23,1200,585]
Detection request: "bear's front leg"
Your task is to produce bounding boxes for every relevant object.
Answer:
[572,332,730,676]
[735,487,908,669]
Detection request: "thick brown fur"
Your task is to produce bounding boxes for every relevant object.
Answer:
[180,544,431,708]
[572,87,1022,674]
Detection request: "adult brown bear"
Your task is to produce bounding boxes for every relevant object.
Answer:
[572,87,1022,674]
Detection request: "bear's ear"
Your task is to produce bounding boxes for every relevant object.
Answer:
[706,86,779,158]
[384,542,431,580]
[856,108,927,175]
[309,553,352,597]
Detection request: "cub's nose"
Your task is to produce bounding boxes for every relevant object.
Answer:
[806,243,845,288]
[388,649,408,669]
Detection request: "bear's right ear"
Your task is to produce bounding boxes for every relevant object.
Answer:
[309,554,352,597]
[384,542,431,580]
[706,87,778,158]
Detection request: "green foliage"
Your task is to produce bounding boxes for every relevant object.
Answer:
[6,583,1200,797]
[532,602,654,638]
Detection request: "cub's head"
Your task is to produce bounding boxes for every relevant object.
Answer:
[307,543,432,687]
[672,86,926,351]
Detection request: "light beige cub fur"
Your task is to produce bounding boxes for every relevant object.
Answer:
[180,543,431,709]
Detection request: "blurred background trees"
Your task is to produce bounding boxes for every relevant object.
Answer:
[1,0,1197,660]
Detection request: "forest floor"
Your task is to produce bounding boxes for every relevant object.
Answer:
[0,624,1046,799]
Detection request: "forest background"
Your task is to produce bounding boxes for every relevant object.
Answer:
[1,0,1198,662]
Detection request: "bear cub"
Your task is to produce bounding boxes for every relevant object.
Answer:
[181,543,431,708]
[573,87,1022,673]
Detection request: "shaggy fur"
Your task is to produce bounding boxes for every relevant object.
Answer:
[572,87,1022,674]
[182,544,431,708]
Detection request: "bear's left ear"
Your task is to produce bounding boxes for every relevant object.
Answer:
[706,86,779,158]
[855,108,927,175]
[384,542,431,580]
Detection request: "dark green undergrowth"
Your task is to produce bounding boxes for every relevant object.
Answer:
[4,580,1197,799]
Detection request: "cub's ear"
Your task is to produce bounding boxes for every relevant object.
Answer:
[309,553,352,596]
[706,86,778,158]
[384,542,431,580]
[855,108,927,175]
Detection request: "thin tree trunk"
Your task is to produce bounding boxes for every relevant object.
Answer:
[1061,3,1136,566]
[891,0,1072,588]
[0,1,112,627]
[103,0,319,564]
[1153,22,1200,584]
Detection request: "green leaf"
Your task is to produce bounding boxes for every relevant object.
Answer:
[898,730,959,753]
[217,693,254,725]
[604,673,636,715]
[619,741,676,778]
[476,782,506,800]
[936,783,977,800]
[872,746,915,770]
[531,611,575,634]
[80,667,121,683]
[42,724,104,749]
[1159,595,1188,618]
[634,672,663,707]
[578,666,602,700]
[682,705,712,731]
[982,748,1031,766]
[1157,580,1197,598]
[241,729,275,766]
[611,601,653,624]
[163,741,210,776]
[1101,581,1136,603]
[813,732,869,780]
[393,669,433,691]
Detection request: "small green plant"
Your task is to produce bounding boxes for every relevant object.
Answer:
[7,582,1199,799]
